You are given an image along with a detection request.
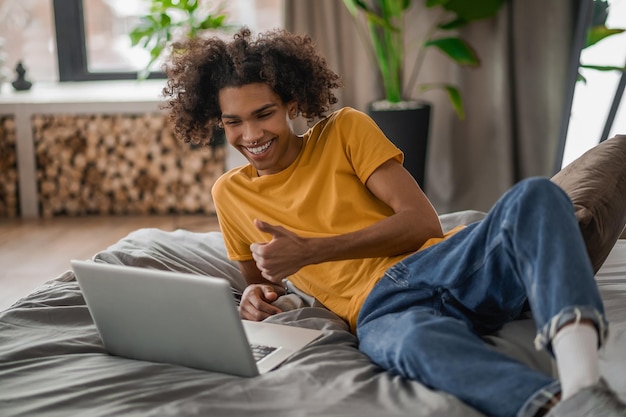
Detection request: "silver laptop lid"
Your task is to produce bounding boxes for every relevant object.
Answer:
[71,260,259,377]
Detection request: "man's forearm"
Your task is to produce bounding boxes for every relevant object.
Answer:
[304,208,443,265]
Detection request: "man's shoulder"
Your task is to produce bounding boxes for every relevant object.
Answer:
[213,165,250,194]
[327,106,369,123]
[312,107,374,141]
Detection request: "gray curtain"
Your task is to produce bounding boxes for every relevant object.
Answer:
[284,0,574,213]
[283,0,378,135]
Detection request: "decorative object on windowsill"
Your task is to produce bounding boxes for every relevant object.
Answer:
[11,61,32,91]
[342,0,506,189]
[129,0,236,80]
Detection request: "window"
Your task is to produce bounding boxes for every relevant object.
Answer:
[54,0,283,81]
[0,0,284,84]
[0,0,58,84]
[562,0,626,167]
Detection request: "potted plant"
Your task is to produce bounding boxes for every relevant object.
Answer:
[129,0,237,146]
[129,0,234,80]
[342,0,506,187]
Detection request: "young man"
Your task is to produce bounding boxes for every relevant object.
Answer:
[163,28,626,417]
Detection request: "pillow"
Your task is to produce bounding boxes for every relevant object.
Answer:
[92,228,247,296]
[551,134,626,273]
[439,210,486,233]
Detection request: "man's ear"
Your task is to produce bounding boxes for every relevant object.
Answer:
[288,101,298,119]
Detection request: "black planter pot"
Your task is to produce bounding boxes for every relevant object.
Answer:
[368,101,431,189]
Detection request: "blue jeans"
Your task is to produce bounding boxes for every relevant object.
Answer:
[356,178,609,417]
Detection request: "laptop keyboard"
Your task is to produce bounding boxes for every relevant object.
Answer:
[250,343,277,362]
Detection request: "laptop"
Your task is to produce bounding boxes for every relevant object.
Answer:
[71,260,323,377]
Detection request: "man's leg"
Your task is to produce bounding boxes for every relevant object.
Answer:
[461,178,610,402]
[358,306,558,417]
[358,177,621,417]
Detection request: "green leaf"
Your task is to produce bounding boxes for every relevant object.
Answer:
[579,64,626,72]
[199,14,227,30]
[186,0,199,13]
[364,10,398,30]
[444,85,465,120]
[425,0,449,8]
[129,0,233,80]
[150,44,165,60]
[438,17,468,30]
[129,27,151,46]
[425,37,480,67]
[158,12,171,27]
[440,0,505,22]
[419,83,464,119]
[585,25,625,48]
[384,0,412,16]
[342,0,369,15]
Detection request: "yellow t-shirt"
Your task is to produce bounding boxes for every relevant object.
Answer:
[212,107,456,331]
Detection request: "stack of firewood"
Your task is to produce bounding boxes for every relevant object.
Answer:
[0,116,18,218]
[33,113,225,217]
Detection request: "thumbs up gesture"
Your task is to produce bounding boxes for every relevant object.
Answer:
[250,219,309,283]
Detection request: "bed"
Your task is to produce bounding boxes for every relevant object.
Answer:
[1,135,625,417]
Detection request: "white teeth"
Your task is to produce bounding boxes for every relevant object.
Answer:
[245,140,272,155]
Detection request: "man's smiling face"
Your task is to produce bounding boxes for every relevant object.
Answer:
[219,83,300,176]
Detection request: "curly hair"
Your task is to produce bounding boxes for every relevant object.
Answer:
[162,27,343,146]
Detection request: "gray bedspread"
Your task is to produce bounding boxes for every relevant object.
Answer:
[1,212,625,417]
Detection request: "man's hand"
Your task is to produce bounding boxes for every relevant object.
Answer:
[250,219,310,282]
[239,283,283,321]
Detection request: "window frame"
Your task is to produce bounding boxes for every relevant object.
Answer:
[53,0,165,81]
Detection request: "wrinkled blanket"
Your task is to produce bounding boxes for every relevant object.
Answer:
[1,211,625,416]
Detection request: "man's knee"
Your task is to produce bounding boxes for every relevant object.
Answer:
[358,310,468,367]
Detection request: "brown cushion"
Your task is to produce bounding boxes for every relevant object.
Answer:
[551,134,626,273]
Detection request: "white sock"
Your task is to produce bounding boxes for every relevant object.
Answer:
[552,323,601,399]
